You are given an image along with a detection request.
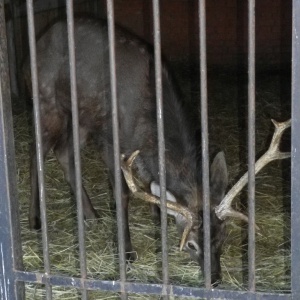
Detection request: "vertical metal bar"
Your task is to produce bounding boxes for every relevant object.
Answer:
[25,1,52,298]
[152,0,169,295]
[106,1,127,299]
[0,0,24,298]
[6,0,19,97]
[248,0,256,292]
[291,0,300,298]
[199,0,211,289]
[65,1,88,299]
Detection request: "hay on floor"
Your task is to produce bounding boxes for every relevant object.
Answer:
[14,67,291,299]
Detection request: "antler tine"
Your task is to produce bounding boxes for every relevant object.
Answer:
[269,119,291,159]
[215,119,291,223]
[120,150,140,193]
[121,151,195,251]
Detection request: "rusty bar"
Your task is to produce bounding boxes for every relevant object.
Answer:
[25,0,52,298]
[152,0,169,294]
[0,0,24,298]
[291,0,300,298]
[65,1,88,299]
[198,0,211,289]
[247,0,256,292]
[106,1,127,299]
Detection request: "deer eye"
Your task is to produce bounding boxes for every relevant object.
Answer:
[187,241,197,251]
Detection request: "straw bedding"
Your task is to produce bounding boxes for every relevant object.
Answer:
[14,64,291,299]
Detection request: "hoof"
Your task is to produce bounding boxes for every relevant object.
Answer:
[211,275,222,288]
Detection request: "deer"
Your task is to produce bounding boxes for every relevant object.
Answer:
[23,17,291,287]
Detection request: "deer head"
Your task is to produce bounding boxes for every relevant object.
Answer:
[120,119,291,286]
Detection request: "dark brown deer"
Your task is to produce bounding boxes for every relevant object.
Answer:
[24,17,290,287]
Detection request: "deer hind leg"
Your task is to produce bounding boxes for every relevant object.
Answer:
[53,125,98,220]
[30,113,62,230]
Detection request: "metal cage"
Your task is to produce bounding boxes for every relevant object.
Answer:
[0,0,299,299]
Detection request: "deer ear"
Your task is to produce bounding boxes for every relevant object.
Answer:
[210,151,228,206]
[150,181,178,217]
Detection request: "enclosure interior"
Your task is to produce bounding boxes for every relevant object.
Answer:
[9,0,292,299]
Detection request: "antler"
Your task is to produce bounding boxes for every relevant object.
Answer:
[215,119,291,222]
[120,150,196,251]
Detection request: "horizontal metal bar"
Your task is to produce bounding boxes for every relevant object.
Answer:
[15,271,291,299]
